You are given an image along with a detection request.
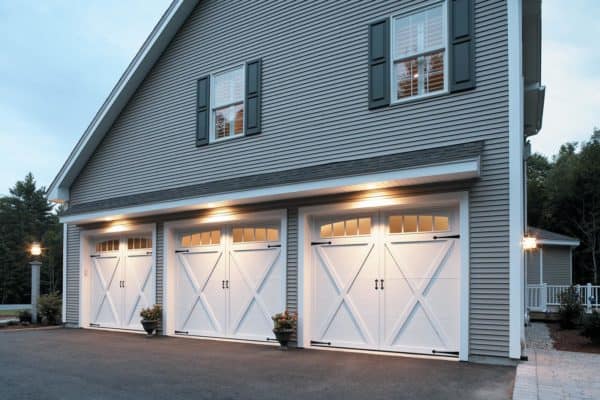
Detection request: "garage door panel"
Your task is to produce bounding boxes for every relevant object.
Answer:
[312,241,379,349]
[229,247,283,340]
[123,254,154,330]
[176,250,226,336]
[90,256,121,328]
[385,240,458,279]
[387,305,446,350]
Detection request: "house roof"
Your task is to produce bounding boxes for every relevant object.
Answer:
[527,226,580,247]
[47,0,199,203]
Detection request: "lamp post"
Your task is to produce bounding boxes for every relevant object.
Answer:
[29,242,42,324]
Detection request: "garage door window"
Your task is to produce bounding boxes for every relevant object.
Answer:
[95,239,119,252]
[232,227,279,243]
[180,230,221,247]
[128,237,152,250]
[320,217,371,238]
[388,214,449,233]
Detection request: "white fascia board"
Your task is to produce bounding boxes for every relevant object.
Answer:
[538,240,580,247]
[508,0,525,360]
[60,158,480,224]
[47,0,199,202]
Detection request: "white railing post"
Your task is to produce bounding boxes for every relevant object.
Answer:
[587,283,593,314]
[541,283,548,312]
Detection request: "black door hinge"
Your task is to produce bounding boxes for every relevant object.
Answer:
[310,340,331,346]
[311,241,332,246]
[432,349,459,356]
[89,323,100,327]
[267,244,281,248]
[175,249,189,253]
[174,330,189,335]
[433,234,460,240]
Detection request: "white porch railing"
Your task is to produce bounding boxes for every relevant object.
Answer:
[527,283,600,313]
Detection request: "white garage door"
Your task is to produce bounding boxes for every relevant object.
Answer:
[90,236,155,331]
[174,221,285,342]
[311,208,461,356]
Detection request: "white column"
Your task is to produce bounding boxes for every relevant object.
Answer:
[30,261,42,324]
[586,283,593,314]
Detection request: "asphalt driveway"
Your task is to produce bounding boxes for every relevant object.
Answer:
[0,329,515,400]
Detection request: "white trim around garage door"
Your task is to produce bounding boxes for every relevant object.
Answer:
[162,209,287,343]
[78,222,157,332]
[297,191,470,361]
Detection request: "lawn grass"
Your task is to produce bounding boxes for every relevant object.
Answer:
[0,309,27,317]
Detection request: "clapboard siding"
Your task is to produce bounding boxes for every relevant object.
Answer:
[542,246,572,285]
[286,208,298,314]
[526,250,541,284]
[65,224,80,325]
[66,0,510,358]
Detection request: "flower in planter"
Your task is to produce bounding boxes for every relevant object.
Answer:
[140,304,162,321]
[272,310,297,332]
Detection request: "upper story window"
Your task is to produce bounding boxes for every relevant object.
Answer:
[392,4,447,102]
[211,65,245,142]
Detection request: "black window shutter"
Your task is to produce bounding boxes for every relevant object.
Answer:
[449,0,475,92]
[368,18,390,109]
[245,59,262,136]
[196,76,210,146]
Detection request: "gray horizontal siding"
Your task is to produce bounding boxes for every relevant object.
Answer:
[65,224,80,325]
[526,250,541,285]
[542,246,572,285]
[67,0,510,358]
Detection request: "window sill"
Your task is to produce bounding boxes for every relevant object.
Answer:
[389,89,450,107]
[198,133,257,148]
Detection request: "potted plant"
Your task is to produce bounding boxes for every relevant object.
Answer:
[272,310,297,349]
[140,304,162,337]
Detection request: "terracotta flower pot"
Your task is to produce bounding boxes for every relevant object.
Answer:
[141,320,158,337]
[273,328,294,349]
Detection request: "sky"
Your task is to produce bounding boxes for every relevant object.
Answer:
[0,0,598,196]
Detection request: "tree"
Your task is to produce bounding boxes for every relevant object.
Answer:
[0,173,62,304]
[527,152,552,228]
[542,131,600,283]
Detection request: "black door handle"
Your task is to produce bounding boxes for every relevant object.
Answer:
[380,279,384,290]
[374,279,379,290]
[226,280,229,289]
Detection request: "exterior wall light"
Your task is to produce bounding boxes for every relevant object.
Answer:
[30,242,42,256]
[522,236,537,250]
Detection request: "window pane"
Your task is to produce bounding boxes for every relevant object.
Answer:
[389,216,402,233]
[201,231,211,245]
[358,218,371,235]
[255,228,267,241]
[394,58,419,99]
[232,228,243,243]
[243,228,255,242]
[419,216,433,231]
[332,221,345,237]
[345,219,358,236]
[394,6,444,59]
[424,51,444,93]
[211,230,221,245]
[424,7,444,51]
[181,235,191,248]
[214,67,243,107]
[320,224,332,238]
[434,216,449,231]
[267,228,279,242]
[215,104,244,139]
[404,215,417,232]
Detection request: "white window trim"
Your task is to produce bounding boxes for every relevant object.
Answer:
[209,63,246,143]
[390,1,449,104]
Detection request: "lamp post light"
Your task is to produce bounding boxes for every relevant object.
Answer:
[29,242,42,324]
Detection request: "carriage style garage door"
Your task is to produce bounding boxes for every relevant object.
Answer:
[90,236,155,331]
[173,219,285,342]
[311,208,461,356]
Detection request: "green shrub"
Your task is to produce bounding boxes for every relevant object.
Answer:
[558,286,582,329]
[18,309,32,323]
[582,310,600,344]
[140,304,162,321]
[37,292,62,325]
[272,310,297,331]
